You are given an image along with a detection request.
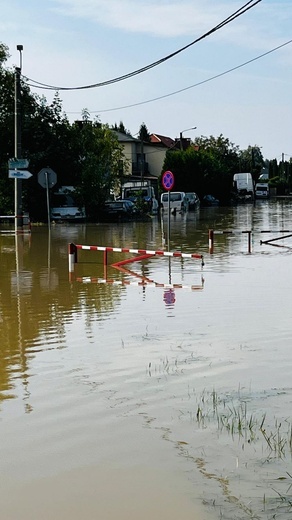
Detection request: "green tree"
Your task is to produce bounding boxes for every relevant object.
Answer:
[72,121,126,219]
[238,145,264,181]
[138,122,150,142]
[161,134,240,201]
[0,42,9,64]
[0,44,74,217]
[112,121,131,135]
[0,43,17,212]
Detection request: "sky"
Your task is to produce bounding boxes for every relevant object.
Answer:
[1,0,292,161]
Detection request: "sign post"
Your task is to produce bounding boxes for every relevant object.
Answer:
[8,158,29,170]
[38,168,57,228]
[162,170,175,251]
[8,157,32,229]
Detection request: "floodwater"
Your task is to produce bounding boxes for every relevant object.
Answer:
[0,199,291,520]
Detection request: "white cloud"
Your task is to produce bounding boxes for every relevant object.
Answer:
[51,0,229,37]
[50,0,291,50]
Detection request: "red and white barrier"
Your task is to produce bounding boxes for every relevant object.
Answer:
[75,243,203,259]
[75,276,204,291]
[68,243,204,273]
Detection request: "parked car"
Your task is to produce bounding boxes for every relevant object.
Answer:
[50,186,86,222]
[202,194,219,206]
[255,182,270,199]
[100,199,137,220]
[185,192,200,210]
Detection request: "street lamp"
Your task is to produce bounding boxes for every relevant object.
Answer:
[15,45,23,229]
[179,126,197,151]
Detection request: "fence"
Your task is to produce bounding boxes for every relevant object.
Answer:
[68,242,204,289]
[0,214,31,234]
[208,229,292,253]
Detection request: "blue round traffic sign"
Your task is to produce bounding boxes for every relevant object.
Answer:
[162,170,174,191]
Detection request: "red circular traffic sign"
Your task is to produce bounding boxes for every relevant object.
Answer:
[162,170,174,191]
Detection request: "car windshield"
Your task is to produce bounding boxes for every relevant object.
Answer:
[51,194,76,207]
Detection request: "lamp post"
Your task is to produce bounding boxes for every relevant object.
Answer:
[179,126,197,151]
[15,44,23,230]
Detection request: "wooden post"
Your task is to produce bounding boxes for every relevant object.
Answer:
[248,231,252,253]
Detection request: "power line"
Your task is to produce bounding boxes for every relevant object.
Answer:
[79,38,291,115]
[24,0,261,91]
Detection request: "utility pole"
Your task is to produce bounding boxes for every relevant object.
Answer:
[15,45,23,230]
[140,138,144,183]
[281,152,285,181]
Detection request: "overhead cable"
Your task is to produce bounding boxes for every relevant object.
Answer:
[24,0,261,91]
[83,38,292,114]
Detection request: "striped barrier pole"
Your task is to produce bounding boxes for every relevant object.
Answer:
[68,243,78,273]
[73,244,204,266]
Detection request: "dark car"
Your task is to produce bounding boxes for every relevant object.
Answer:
[101,200,137,220]
[185,192,200,210]
[202,194,219,206]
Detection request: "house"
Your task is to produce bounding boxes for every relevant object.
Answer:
[113,131,172,195]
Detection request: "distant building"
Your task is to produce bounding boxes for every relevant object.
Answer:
[113,131,170,184]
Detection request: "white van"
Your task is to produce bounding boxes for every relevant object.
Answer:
[255,182,269,199]
[160,192,187,212]
[233,173,254,196]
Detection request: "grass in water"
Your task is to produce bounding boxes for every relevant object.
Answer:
[193,388,292,457]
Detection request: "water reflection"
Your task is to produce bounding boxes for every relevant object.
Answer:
[0,205,288,386]
[1,199,291,411]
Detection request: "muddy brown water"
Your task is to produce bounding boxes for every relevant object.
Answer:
[0,200,291,519]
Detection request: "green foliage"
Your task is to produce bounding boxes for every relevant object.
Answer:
[138,122,151,142]
[112,121,131,135]
[72,122,125,219]
[161,134,239,201]
[238,145,264,181]
[0,42,10,64]
[269,176,288,195]
[0,44,128,220]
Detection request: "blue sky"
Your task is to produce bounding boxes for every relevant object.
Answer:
[2,0,292,161]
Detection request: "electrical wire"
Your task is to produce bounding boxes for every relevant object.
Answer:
[81,38,292,114]
[24,0,261,91]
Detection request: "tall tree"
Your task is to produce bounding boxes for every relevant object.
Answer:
[72,122,126,219]
[162,134,242,201]
[112,121,131,135]
[138,122,150,142]
[238,145,264,181]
